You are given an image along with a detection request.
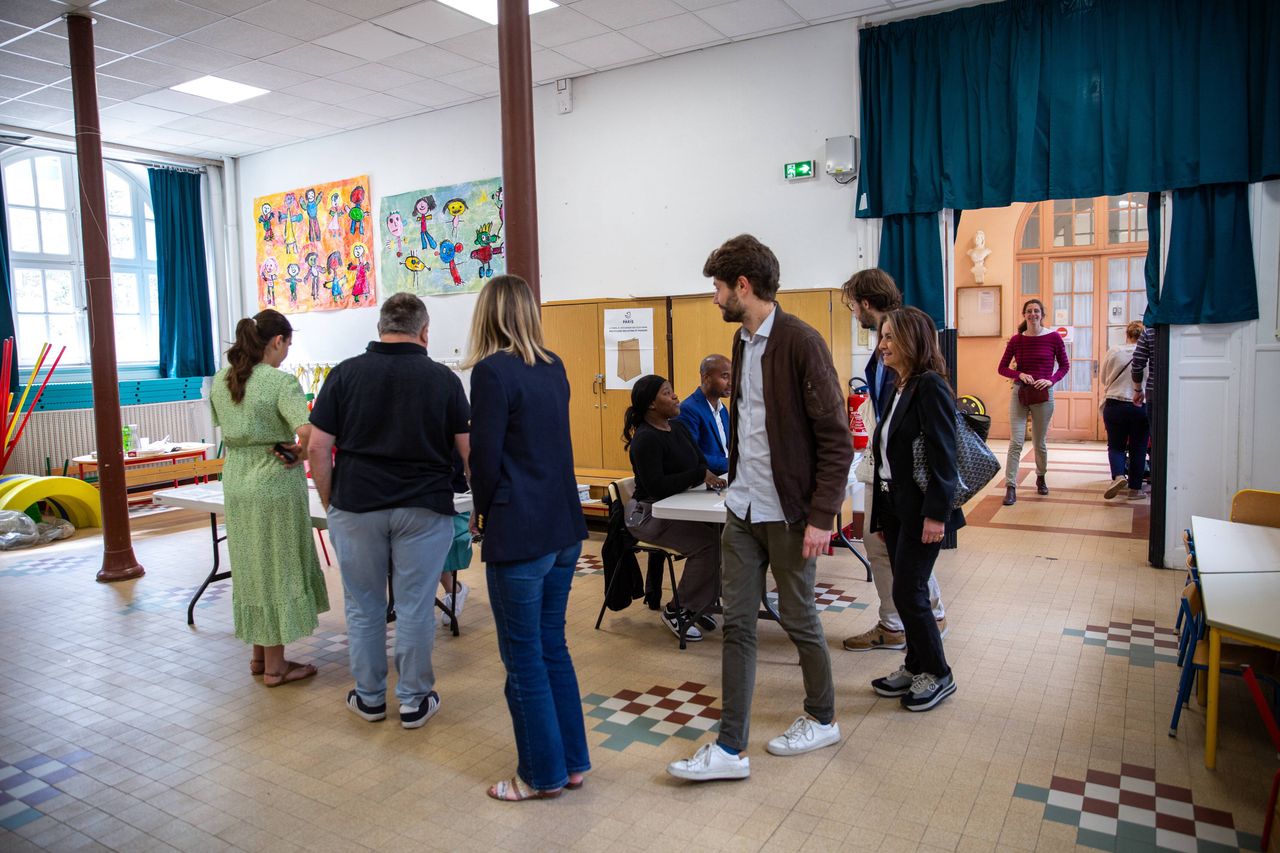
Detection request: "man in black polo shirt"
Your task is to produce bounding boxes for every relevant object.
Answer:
[308,293,470,730]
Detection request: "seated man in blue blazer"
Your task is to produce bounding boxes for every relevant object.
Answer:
[673,354,732,476]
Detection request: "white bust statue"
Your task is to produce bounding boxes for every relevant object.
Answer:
[968,230,992,283]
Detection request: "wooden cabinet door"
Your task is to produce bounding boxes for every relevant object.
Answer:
[542,302,603,468]
[598,298,670,470]
[776,290,854,394]
[670,295,738,398]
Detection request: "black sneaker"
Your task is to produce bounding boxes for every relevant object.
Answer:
[901,672,957,712]
[347,689,386,722]
[661,607,702,641]
[400,691,441,729]
[694,612,718,632]
[871,666,915,698]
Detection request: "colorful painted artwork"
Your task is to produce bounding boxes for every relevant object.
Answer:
[377,176,505,297]
[253,175,375,313]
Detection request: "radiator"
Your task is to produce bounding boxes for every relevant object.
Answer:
[3,400,216,476]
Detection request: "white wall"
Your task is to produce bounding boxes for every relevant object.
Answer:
[233,21,873,367]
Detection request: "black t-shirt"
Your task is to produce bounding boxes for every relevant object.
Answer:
[310,341,469,515]
[629,421,706,504]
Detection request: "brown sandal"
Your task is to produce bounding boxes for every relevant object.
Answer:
[566,773,585,790]
[263,661,316,687]
[487,777,562,801]
[250,659,265,676]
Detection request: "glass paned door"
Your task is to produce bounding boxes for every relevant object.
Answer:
[1046,259,1098,439]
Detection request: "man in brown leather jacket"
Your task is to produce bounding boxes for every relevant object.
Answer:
[668,234,853,782]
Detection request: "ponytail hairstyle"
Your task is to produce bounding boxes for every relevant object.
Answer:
[225,309,292,404]
[621,374,667,451]
[1016,298,1046,334]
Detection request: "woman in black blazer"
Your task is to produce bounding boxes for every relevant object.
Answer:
[465,275,590,801]
[868,306,965,712]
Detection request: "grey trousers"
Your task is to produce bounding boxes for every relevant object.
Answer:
[864,484,943,630]
[1007,388,1054,485]
[625,500,719,613]
[718,509,834,752]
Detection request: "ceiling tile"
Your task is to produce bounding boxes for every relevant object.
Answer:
[436,64,499,96]
[56,73,159,101]
[97,55,194,86]
[0,75,40,99]
[94,0,223,37]
[433,26,499,66]
[131,126,213,146]
[0,22,28,44]
[258,43,363,73]
[195,137,257,155]
[621,12,725,53]
[382,44,478,78]
[529,48,589,84]
[216,124,299,145]
[0,0,69,29]
[527,6,609,48]
[162,114,240,134]
[138,38,244,73]
[785,0,889,19]
[221,59,316,89]
[0,100,72,125]
[132,87,225,114]
[9,85,72,109]
[245,90,328,116]
[200,102,284,127]
[102,101,189,126]
[694,0,802,38]
[271,113,333,136]
[382,77,471,107]
[4,31,127,67]
[672,0,734,9]
[554,31,653,69]
[185,0,270,12]
[311,0,418,15]
[185,18,301,59]
[345,61,424,87]
[0,53,71,84]
[343,89,425,117]
[313,22,423,60]
[573,0,684,29]
[281,77,373,103]
[84,17,173,54]
[372,2,488,45]
[236,0,360,41]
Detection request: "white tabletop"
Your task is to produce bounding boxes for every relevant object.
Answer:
[1191,516,1280,574]
[651,488,727,523]
[154,481,473,531]
[74,443,215,464]
[1199,571,1280,645]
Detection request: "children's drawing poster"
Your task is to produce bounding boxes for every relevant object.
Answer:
[603,308,655,390]
[253,174,376,313]
[377,177,505,297]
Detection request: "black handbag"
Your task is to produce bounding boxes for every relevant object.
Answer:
[911,410,1001,510]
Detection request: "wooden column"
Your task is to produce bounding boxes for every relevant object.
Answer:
[496,0,540,301]
[66,13,144,582]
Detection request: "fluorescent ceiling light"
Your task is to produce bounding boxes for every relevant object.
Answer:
[170,75,268,104]
[435,0,558,26]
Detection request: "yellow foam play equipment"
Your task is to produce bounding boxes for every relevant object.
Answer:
[0,475,102,528]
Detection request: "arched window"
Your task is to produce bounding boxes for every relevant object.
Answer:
[4,150,158,367]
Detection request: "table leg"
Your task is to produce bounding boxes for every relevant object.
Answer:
[188,512,230,626]
[833,511,872,582]
[1205,627,1221,769]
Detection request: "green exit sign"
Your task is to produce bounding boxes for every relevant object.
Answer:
[784,160,816,180]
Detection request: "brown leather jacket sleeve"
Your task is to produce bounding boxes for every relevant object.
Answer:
[799,332,854,530]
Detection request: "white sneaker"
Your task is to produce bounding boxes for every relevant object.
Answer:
[765,716,841,756]
[444,581,469,617]
[666,743,750,781]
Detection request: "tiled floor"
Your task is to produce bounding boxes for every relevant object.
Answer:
[0,441,1272,851]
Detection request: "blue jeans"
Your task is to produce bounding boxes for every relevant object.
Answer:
[486,543,591,790]
[327,506,451,709]
[1102,399,1149,489]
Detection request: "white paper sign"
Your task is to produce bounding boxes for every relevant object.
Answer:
[604,308,655,390]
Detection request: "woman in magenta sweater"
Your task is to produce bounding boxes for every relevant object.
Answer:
[997,299,1069,505]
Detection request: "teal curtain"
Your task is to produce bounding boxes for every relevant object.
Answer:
[1155,184,1258,324]
[148,168,215,378]
[0,167,15,395]
[1143,193,1161,327]
[879,213,944,328]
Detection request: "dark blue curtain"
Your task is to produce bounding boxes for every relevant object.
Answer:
[148,168,215,378]
[1157,184,1258,325]
[879,214,944,328]
[1143,193,1161,327]
[0,168,15,395]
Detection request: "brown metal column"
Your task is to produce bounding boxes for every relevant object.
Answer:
[66,13,144,582]
[496,0,540,301]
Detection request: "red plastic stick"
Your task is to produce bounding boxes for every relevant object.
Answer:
[0,345,65,470]
[0,338,11,445]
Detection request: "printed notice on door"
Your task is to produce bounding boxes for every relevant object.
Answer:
[604,308,654,390]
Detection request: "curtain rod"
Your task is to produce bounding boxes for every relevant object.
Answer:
[0,123,219,170]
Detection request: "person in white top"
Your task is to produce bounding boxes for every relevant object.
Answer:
[1100,321,1148,500]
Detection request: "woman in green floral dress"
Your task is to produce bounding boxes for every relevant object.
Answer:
[209,309,329,686]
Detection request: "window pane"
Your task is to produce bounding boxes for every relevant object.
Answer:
[1108,258,1127,290]
[148,274,158,313]
[105,172,132,216]
[5,160,35,206]
[45,270,75,312]
[17,316,48,363]
[1020,262,1040,295]
[1073,293,1093,328]
[114,315,146,362]
[14,269,44,312]
[39,210,70,255]
[1129,291,1148,322]
[1136,204,1148,241]
[1107,326,1127,349]
[1074,209,1094,245]
[9,208,40,252]
[1130,256,1145,287]
[1074,259,1094,292]
[145,219,156,260]
[1021,208,1040,250]
[1053,294,1071,325]
[33,156,65,210]
[1109,291,1126,324]
[1052,211,1072,247]
[47,314,85,364]
[108,216,135,258]
[112,272,139,313]
[1068,358,1093,392]
[1053,261,1071,293]
[145,203,153,221]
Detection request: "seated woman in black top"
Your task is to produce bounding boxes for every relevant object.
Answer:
[623,375,726,642]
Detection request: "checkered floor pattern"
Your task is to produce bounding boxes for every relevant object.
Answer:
[583,681,720,751]
[121,583,229,615]
[1013,763,1262,852]
[1062,619,1180,667]
[574,554,603,577]
[0,553,98,578]
[766,581,867,613]
[0,749,92,831]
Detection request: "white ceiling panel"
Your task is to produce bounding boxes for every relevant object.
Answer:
[197,137,258,155]
[0,22,27,44]
[672,0,734,9]
[84,17,174,54]
[382,77,472,108]
[200,102,287,128]
[0,100,73,126]
[573,0,685,30]
[373,2,488,46]
[0,75,41,99]
[527,6,609,48]
[271,113,333,137]
[56,73,159,101]
[103,101,189,126]
[348,89,430,117]
[11,86,80,110]
[220,59,315,90]
[0,54,72,85]
[0,0,72,29]
[138,126,216,146]
[785,0,889,17]
[382,44,478,78]
[138,38,244,74]
[694,0,802,39]
[3,31,125,68]
[97,55,195,87]
[554,31,653,69]
[235,0,360,42]
[162,113,241,134]
[621,13,726,54]
[345,61,426,87]
[280,77,374,103]
[184,17,300,58]
[433,26,500,67]
[436,63,499,96]
[310,0,419,16]
[95,0,223,37]
[259,43,363,74]
[131,87,225,114]
[529,48,589,84]
[313,22,423,60]
[184,0,271,14]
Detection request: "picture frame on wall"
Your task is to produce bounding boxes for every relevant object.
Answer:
[956,285,1002,337]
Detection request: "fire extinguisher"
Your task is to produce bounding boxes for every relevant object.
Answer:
[848,381,869,449]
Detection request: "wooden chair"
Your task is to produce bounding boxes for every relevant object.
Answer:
[1231,489,1280,528]
[596,478,697,649]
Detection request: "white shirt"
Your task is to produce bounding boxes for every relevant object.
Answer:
[706,395,728,454]
[878,389,903,482]
[725,306,785,523]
